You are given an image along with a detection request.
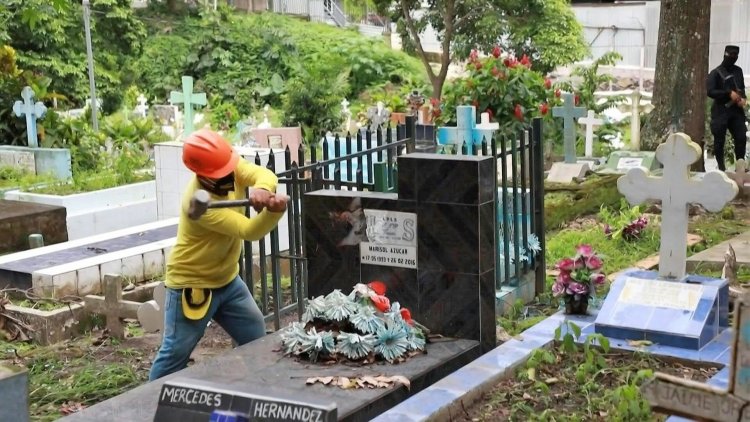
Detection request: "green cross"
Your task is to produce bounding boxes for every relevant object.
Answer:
[552,93,586,164]
[170,76,207,139]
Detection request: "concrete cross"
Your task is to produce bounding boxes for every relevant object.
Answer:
[642,292,750,421]
[552,93,587,163]
[135,94,149,118]
[728,159,750,198]
[169,76,207,139]
[578,110,603,158]
[137,282,166,333]
[84,274,141,339]
[617,133,738,280]
[437,106,498,155]
[12,86,47,148]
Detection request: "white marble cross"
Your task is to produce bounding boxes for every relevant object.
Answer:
[617,133,738,280]
[578,110,603,157]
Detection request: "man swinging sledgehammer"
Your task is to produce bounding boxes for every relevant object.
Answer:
[149,129,288,381]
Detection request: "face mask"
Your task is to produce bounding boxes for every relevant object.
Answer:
[724,53,739,66]
[198,172,235,196]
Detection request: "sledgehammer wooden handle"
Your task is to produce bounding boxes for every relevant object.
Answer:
[188,189,289,220]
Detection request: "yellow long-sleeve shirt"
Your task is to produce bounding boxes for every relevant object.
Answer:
[165,159,284,289]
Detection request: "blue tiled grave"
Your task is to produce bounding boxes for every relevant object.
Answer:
[594,269,729,350]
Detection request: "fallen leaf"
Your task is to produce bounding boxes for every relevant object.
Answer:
[544,377,559,384]
[390,375,411,390]
[627,340,653,347]
[522,393,532,400]
[527,368,536,381]
[320,376,333,385]
[60,402,87,415]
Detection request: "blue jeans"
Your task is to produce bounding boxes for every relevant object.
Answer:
[149,276,266,381]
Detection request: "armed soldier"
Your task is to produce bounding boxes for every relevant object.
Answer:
[707,45,747,171]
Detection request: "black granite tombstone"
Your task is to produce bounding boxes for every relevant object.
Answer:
[305,152,497,352]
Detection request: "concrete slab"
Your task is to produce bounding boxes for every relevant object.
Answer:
[60,332,479,422]
[687,230,750,271]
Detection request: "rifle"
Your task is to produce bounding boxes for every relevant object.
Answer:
[718,68,747,110]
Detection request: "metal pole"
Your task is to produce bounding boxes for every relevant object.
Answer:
[82,0,99,132]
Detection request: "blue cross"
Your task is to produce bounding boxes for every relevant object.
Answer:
[170,76,207,139]
[13,86,47,148]
[552,93,586,163]
[437,105,498,155]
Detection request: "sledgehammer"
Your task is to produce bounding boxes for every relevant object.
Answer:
[187,189,289,220]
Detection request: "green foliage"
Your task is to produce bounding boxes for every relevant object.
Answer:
[380,0,588,98]
[3,0,146,113]
[134,10,425,120]
[438,51,560,140]
[281,67,348,143]
[209,102,241,132]
[598,199,648,241]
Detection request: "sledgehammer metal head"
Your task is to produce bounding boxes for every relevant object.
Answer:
[187,190,253,220]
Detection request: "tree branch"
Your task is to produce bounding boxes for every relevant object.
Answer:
[437,0,456,85]
[400,0,437,84]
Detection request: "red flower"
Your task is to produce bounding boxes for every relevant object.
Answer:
[430,97,440,107]
[514,104,523,120]
[492,45,502,58]
[539,103,549,115]
[400,308,414,325]
[544,79,552,89]
[503,57,517,68]
[586,255,603,270]
[575,95,581,106]
[520,54,531,68]
[555,89,561,98]
[469,49,479,62]
[485,108,494,121]
[556,258,575,272]
[474,61,483,70]
[371,295,390,312]
[368,281,387,296]
[491,66,500,77]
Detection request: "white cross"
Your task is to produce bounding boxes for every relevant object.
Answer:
[578,110,603,157]
[135,94,149,117]
[617,133,738,280]
[341,98,350,112]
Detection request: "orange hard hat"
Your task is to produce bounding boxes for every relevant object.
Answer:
[182,129,239,178]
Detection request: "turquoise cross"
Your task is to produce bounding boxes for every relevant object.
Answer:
[437,105,498,155]
[13,86,47,148]
[170,76,207,139]
[552,93,586,163]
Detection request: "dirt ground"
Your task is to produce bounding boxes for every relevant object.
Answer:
[460,350,720,422]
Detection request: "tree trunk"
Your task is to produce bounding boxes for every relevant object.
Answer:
[641,0,710,171]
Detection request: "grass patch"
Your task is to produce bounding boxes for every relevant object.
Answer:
[25,170,154,196]
[9,298,73,312]
[1,336,149,421]
[544,174,622,230]
[465,331,719,421]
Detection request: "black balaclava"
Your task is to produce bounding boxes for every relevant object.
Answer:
[723,45,740,67]
[198,172,235,196]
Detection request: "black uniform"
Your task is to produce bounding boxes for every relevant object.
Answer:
[707,45,747,171]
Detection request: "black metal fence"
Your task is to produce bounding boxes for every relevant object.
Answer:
[239,116,546,330]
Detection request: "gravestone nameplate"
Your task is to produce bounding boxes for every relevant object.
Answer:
[153,378,337,422]
[603,150,661,174]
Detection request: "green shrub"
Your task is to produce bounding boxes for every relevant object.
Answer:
[282,66,348,143]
